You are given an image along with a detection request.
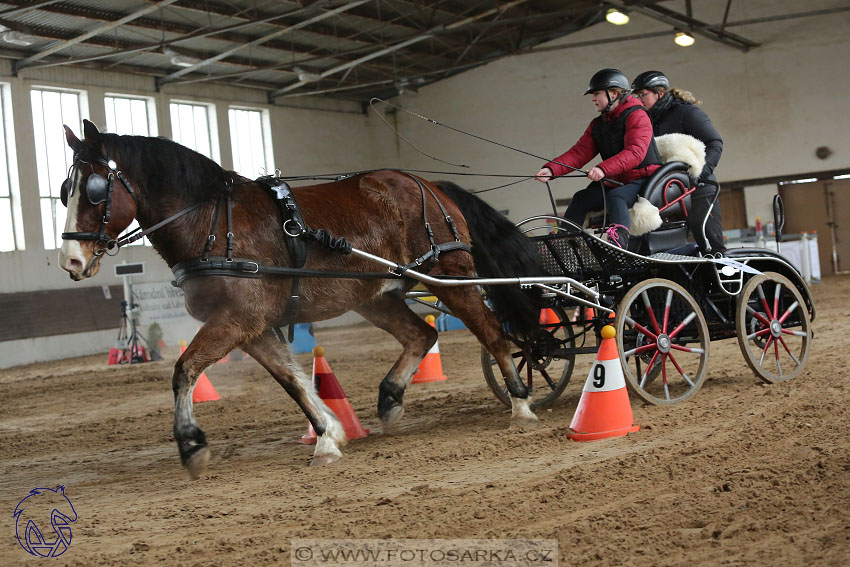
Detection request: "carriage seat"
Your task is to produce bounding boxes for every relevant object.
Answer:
[587,133,709,254]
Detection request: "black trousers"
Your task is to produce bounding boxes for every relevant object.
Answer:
[688,193,725,253]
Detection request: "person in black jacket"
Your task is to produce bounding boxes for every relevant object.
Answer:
[631,70,726,253]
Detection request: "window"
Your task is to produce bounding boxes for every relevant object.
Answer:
[0,83,23,251]
[32,88,87,250]
[105,94,158,246]
[228,107,273,178]
[169,101,219,162]
[105,94,157,136]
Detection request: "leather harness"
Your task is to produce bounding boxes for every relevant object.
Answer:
[170,171,472,339]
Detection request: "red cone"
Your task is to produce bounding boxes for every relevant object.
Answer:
[301,346,369,444]
[411,315,448,384]
[179,340,221,403]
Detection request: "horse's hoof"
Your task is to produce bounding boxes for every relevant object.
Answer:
[185,446,210,480]
[510,413,539,429]
[311,451,342,466]
[380,405,404,432]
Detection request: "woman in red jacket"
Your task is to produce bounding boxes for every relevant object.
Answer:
[535,68,661,248]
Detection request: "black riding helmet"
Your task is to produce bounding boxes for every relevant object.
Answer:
[583,68,630,95]
[631,70,670,92]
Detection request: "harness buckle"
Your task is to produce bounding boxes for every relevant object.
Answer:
[208,235,216,243]
[283,219,303,237]
[244,262,259,274]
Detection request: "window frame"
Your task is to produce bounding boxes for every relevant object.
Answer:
[104,92,158,137]
[227,105,274,178]
[0,82,24,252]
[168,99,220,163]
[31,86,89,250]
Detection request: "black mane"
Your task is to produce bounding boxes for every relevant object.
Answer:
[99,133,234,201]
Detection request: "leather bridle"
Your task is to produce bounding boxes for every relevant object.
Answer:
[60,154,138,257]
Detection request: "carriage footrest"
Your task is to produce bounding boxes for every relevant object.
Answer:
[635,225,689,256]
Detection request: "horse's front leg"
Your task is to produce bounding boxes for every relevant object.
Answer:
[242,330,346,466]
[173,322,240,479]
[355,294,436,431]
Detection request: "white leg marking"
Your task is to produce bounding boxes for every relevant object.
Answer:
[510,396,539,428]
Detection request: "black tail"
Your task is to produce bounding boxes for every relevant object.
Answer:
[436,181,542,339]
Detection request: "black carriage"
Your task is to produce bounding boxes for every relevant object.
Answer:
[480,162,815,408]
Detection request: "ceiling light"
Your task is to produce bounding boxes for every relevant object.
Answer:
[674,31,695,47]
[162,46,198,68]
[394,80,418,96]
[293,66,321,83]
[2,31,37,46]
[605,9,629,26]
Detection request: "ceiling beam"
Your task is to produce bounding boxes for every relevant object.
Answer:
[14,0,181,71]
[156,0,370,86]
[607,0,759,52]
[268,0,531,99]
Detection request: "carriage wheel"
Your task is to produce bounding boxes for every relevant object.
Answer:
[614,278,710,405]
[480,306,576,409]
[736,272,811,384]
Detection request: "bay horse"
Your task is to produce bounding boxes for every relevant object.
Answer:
[59,120,544,479]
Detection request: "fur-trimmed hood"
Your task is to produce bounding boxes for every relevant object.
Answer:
[654,133,705,177]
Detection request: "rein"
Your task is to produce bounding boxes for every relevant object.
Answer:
[369,97,624,187]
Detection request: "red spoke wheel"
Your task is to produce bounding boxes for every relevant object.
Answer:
[736,271,811,384]
[481,306,576,409]
[614,278,710,405]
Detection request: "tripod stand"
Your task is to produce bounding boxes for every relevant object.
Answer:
[115,299,149,363]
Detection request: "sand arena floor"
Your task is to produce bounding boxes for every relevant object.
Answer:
[1,275,849,566]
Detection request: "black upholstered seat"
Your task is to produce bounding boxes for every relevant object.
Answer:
[639,161,694,221]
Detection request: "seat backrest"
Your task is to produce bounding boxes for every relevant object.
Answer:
[640,161,694,221]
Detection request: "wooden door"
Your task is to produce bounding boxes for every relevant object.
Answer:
[717,186,747,230]
[824,179,850,273]
[780,179,850,274]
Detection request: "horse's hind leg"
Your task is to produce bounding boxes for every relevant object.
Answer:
[354,293,436,431]
[242,330,346,466]
[429,285,539,427]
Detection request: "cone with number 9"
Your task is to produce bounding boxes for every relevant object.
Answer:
[567,325,639,441]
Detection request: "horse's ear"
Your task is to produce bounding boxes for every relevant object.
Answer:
[82,119,101,144]
[64,125,80,149]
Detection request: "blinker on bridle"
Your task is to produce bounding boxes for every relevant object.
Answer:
[61,154,138,256]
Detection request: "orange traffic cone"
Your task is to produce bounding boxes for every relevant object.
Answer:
[301,346,369,444]
[567,325,639,442]
[539,308,560,325]
[179,340,221,403]
[411,315,448,384]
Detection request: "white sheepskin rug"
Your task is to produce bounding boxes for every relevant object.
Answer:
[654,133,706,177]
[629,196,663,236]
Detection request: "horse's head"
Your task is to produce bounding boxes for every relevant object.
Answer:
[59,120,138,280]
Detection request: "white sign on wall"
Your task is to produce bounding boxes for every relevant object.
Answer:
[133,282,191,325]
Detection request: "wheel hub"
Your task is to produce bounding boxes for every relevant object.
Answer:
[770,319,782,337]
[656,334,671,354]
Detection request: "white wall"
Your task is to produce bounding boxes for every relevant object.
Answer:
[387,0,850,222]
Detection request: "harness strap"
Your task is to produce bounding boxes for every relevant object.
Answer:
[171,256,404,287]
[116,202,203,247]
[397,241,472,274]
[202,194,224,261]
[225,186,234,261]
